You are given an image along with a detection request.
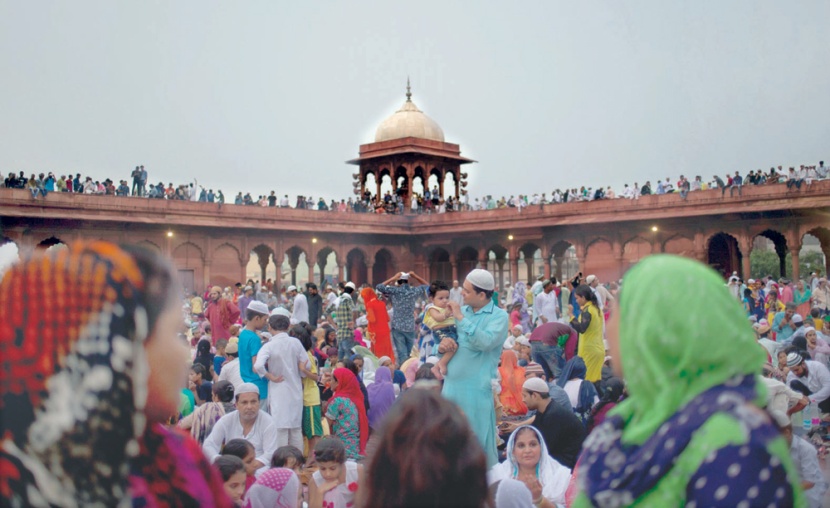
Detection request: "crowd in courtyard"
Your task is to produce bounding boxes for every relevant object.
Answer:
[2,160,827,214]
[4,238,830,507]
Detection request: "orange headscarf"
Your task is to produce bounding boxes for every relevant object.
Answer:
[498,350,528,416]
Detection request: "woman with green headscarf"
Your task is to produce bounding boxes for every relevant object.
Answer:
[573,255,804,507]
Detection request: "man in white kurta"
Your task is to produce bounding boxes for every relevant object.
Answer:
[202,383,277,477]
[254,312,310,451]
[289,286,309,324]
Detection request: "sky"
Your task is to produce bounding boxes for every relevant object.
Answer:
[1,1,828,203]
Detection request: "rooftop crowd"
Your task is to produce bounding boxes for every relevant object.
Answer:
[3,239,830,507]
[3,159,826,214]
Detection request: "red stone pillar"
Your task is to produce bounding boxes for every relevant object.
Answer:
[366,262,374,286]
[451,261,458,282]
[544,258,552,280]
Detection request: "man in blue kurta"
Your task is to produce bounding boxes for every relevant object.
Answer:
[439,269,509,466]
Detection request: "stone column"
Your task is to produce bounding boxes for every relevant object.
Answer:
[289,258,299,286]
[366,262,375,286]
[543,258,552,280]
[738,235,753,281]
[824,248,830,276]
[274,255,284,294]
[510,258,519,287]
[451,261,458,282]
[496,260,506,293]
[338,263,345,284]
[203,257,212,294]
[525,259,534,283]
[307,258,315,286]
[790,248,800,282]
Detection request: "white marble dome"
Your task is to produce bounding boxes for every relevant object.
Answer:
[374,87,445,143]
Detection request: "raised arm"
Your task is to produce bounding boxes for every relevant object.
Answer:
[407,272,429,286]
[379,272,403,287]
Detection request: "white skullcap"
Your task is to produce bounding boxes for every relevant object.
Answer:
[515,336,531,347]
[270,307,291,318]
[522,377,549,394]
[425,355,440,365]
[235,382,260,397]
[466,269,495,291]
[286,285,297,292]
[246,301,269,316]
[586,275,598,284]
[345,282,356,290]
[399,272,410,280]
[356,315,368,327]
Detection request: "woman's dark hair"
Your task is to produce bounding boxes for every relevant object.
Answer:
[290,323,313,351]
[428,280,450,298]
[314,437,347,464]
[343,358,360,377]
[574,284,599,307]
[343,286,354,295]
[214,455,245,482]
[357,389,488,508]
[743,288,752,298]
[196,338,212,356]
[588,377,625,428]
[222,438,255,460]
[271,445,305,468]
[119,244,178,339]
[323,326,337,345]
[212,380,234,403]
[513,426,539,447]
[191,363,207,379]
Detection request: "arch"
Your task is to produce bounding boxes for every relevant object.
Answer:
[801,227,830,277]
[487,244,509,291]
[751,229,788,279]
[622,237,653,273]
[663,235,695,258]
[364,172,377,198]
[346,248,368,287]
[212,243,242,290]
[412,167,426,197]
[172,241,204,295]
[443,172,457,201]
[456,246,479,282]
[373,248,394,285]
[136,239,162,253]
[379,170,393,198]
[707,232,742,279]
[518,242,542,283]
[248,244,276,285]
[428,247,452,282]
[283,245,308,286]
[584,238,615,282]
[36,236,66,250]
[315,246,339,286]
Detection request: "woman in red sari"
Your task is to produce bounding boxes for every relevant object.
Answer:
[498,350,528,416]
[361,287,395,365]
[0,241,231,507]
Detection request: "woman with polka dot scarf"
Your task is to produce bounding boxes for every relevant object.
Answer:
[573,255,805,507]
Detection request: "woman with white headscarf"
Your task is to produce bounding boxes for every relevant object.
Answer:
[488,425,571,508]
[491,478,534,508]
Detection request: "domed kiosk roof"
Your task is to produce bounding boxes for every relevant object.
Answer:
[374,82,444,143]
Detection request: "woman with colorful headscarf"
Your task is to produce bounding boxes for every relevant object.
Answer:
[569,285,604,383]
[243,467,301,508]
[0,241,231,506]
[574,255,804,507]
[498,350,528,416]
[794,280,813,322]
[326,367,369,459]
[361,287,395,364]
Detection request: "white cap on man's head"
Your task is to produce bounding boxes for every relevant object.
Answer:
[586,275,597,284]
[466,269,495,291]
[286,285,297,292]
[270,307,291,318]
[523,377,549,394]
[345,282,356,290]
[399,272,410,280]
[247,301,269,316]
[235,382,260,397]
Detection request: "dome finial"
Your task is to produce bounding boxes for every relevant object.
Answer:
[406,76,412,102]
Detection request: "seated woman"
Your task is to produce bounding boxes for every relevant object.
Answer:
[587,377,624,433]
[0,241,230,506]
[357,388,489,508]
[177,379,236,444]
[488,425,571,508]
[556,357,599,426]
[573,255,803,507]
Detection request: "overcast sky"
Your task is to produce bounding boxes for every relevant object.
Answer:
[1,1,828,202]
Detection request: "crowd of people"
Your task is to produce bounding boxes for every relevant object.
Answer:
[4,159,826,215]
[3,240,830,507]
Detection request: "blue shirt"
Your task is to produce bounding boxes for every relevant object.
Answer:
[238,329,268,398]
[376,283,426,333]
[772,311,797,344]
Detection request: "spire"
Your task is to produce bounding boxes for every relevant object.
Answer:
[406,76,412,102]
